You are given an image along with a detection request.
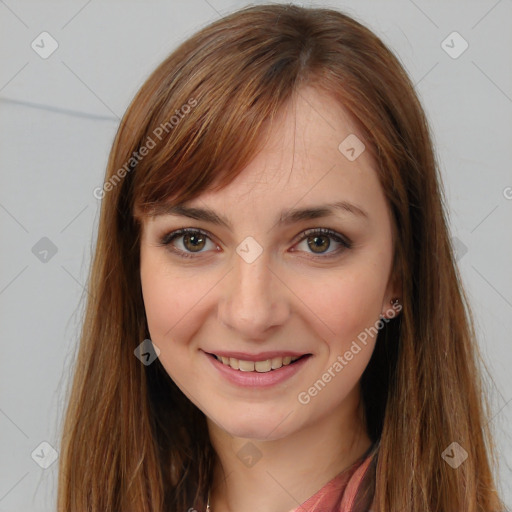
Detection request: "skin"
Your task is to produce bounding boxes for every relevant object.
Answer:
[139,85,401,512]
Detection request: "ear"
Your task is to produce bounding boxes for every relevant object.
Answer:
[381,271,402,319]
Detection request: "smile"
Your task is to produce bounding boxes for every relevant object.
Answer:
[212,354,304,372]
[203,350,312,388]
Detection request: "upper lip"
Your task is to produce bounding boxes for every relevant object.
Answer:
[204,350,310,361]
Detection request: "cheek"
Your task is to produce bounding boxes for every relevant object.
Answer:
[139,254,205,392]
[140,267,174,339]
[139,250,218,357]
[303,267,385,347]
[293,270,384,411]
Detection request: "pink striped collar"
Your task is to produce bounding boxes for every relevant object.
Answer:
[292,450,376,512]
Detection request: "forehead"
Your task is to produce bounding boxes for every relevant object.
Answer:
[140,85,389,230]
[190,87,381,209]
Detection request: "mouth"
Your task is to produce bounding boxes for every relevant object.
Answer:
[206,352,311,373]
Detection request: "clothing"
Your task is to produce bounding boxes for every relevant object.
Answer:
[292,444,377,512]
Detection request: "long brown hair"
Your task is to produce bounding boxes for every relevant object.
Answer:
[57,4,506,511]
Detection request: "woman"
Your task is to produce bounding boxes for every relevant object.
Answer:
[57,4,506,511]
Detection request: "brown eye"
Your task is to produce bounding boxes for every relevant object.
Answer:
[182,232,207,252]
[160,228,217,258]
[307,234,331,254]
[293,228,351,259]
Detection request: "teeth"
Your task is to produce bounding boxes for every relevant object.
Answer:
[255,360,272,372]
[271,357,282,369]
[239,360,255,372]
[214,354,301,372]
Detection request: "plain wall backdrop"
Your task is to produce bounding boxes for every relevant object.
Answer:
[0,1,511,510]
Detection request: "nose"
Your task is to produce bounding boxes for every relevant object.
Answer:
[217,249,290,339]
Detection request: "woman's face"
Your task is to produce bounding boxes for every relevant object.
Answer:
[139,85,399,440]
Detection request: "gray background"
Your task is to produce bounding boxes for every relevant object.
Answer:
[0,1,511,510]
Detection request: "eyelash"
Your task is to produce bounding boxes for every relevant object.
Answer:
[158,227,352,260]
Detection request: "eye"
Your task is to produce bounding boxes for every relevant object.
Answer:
[159,228,218,259]
[158,227,351,259]
[292,228,351,259]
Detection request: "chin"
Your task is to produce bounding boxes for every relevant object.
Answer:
[208,404,301,441]
[221,421,288,441]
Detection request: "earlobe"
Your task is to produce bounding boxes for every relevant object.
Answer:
[382,271,403,318]
[380,297,402,319]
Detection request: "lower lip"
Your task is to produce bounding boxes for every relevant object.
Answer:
[204,352,311,388]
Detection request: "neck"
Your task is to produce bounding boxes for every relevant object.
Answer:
[206,385,371,512]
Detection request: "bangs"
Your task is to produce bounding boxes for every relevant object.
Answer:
[110,3,404,231]
[125,8,319,219]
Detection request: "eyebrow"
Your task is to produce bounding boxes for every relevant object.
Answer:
[151,200,369,228]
